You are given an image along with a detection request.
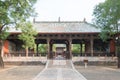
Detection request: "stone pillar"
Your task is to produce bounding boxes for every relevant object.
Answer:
[90,36,94,56]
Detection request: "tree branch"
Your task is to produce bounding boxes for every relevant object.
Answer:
[0,24,6,32]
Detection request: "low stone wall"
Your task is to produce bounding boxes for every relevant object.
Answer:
[3,57,47,65]
[72,57,117,66]
[74,61,117,66]
[3,56,47,61]
[3,56,118,66]
[72,57,117,62]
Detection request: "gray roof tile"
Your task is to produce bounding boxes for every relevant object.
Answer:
[34,21,101,33]
[8,21,101,33]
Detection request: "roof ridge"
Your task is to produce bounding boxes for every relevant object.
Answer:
[34,21,83,23]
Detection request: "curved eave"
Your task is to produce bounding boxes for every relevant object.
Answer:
[9,32,100,34]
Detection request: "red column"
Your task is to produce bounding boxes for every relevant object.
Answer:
[110,40,115,54]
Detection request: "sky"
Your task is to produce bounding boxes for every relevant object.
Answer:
[34,0,105,23]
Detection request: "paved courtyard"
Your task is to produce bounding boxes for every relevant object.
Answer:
[33,60,87,80]
[0,61,120,80]
[75,66,120,80]
[0,65,45,80]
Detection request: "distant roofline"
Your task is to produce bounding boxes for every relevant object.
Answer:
[34,21,85,23]
[33,17,88,23]
[33,20,98,29]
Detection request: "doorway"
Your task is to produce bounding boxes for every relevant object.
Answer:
[53,44,66,59]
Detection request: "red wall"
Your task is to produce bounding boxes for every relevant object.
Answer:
[3,40,9,54]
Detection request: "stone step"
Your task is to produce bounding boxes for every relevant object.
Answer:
[47,60,73,69]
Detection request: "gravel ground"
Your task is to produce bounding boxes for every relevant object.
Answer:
[75,65,120,80]
[0,65,45,80]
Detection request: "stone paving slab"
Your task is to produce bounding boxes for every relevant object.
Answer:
[75,66,120,80]
[0,66,45,80]
[33,60,87,80]
[33,68,87,80]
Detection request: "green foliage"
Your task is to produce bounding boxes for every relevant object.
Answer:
[72,44,80,53]
[93,0,120,41]
[38,44,47,53]
[18,22,37,49]
[99,29,109,42]
[0,0,37,44]
[0,0,37,27]
[0,28,9,41]
[38,44,47,56]
[0,0,37,67]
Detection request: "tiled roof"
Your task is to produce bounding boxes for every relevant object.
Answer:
[34,22,100,33]
[8,21,101,33]
[34,21,101,33]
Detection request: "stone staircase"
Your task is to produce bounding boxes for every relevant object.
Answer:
[47,60,73,69]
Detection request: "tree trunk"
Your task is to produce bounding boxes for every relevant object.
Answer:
[117,46,120,68]
[1,41,4,57]
[0,40,4,68]
[117,51,120,68]
[118,57,120,68]
[25,47,28,57]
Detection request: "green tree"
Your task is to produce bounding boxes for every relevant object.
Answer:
[72,44,80,53]
[0,0,37,68]
[18,22,37,57]
[93,0,120,41]
[0,28,9,55]
[0,28,9,68]
[0,0,37,31]
[93,0,120,68]
[38,44,47,56]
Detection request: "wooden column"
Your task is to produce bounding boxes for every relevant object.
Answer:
[50,41,53,59]
[110,40,115,55]
[69,38,72,59]
[66,43,69,51]
[80,43,82,56]
[47,38,50,59]
[65,43,68,59]
[90,36,94,56]
[36,44,39,56]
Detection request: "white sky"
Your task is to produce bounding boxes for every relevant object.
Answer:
[34,0,105,23]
